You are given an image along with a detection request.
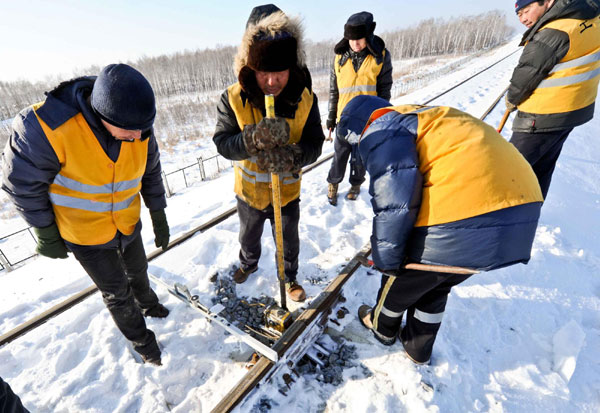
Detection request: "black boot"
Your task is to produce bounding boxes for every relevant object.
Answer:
[143,303,169,318]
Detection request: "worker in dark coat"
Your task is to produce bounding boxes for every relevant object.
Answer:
[2,64,170,366]
[341,96,543,364]
[506,0,600,198]
[212,4,325,302]
[326,11,393,205]
[0,377,29,413]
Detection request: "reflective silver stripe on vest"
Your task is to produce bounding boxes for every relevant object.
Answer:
[236,163,270,183]
[281,175,300,184]
[549,51,600,74]
[53,173,142,194]
[413,309,444,324]
[538,66,600,88]
[339,85,377,94]
[114,177,143,192]
[380,307,404,319]
[235,162,299,184]
[49,192,137,212]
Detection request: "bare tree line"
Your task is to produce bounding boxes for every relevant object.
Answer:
[0,11,513,148]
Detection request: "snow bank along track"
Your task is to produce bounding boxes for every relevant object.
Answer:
[0,47,520,411]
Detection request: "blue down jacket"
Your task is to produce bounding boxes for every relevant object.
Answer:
[339,95,542,271]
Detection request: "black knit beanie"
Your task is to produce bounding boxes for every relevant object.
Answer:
[344,11,376,40]
[91,64,156,131]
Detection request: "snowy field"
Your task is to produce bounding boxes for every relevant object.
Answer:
[1,37,599,412]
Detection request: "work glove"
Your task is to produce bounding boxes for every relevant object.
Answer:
[505,95,517,112]
[256,145,303,173]
[33,223,68,259]
[326,118,336,131]
[242,118,290,155]
[254,117,290,150]
[356,255,401,276]
[150,209,170,251]
[242,124,259,155]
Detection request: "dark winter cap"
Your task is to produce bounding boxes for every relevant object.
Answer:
[515,0,539,13]
[246,4,282,28]
[91,64,156,131]
[247,31,298,72]
[344,12,376,40]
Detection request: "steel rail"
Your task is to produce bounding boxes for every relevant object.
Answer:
[211,244,371,413]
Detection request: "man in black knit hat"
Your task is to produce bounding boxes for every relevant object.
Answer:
[326,11,393,205]
[2,64,170,366]
[213,4,325,302]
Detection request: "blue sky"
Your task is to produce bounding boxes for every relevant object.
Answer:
[0,0,522,82]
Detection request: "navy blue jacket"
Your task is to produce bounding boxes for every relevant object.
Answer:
[1,77,166,249]
[339,96,541,271]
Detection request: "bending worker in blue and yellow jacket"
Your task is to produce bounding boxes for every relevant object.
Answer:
[339,96,543,364]
[506,0,600,198]
[2,64,170,366]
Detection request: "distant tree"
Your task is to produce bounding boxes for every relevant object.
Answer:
[0,11,514,148]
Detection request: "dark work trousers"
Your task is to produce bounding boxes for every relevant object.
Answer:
[71,234,160,357]
[370,269,472,363]
[0,376,30,413]
[510,128,573,199]
[327,134,366,186]
[237,197,300,283]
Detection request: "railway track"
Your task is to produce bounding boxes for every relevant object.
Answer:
[0,47,520,412]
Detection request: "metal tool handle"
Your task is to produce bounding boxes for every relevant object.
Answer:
[265,94,288,310]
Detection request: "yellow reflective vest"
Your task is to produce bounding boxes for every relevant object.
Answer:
[365,105,544,226]
[519,16,600,114]
[32,102,148,245]
[227,83,313,210]
[335,52,384,121]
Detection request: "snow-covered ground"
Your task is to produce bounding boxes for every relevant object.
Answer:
[1,37,599,412]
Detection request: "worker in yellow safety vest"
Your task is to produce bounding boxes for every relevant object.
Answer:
[506,0,600,198]
[212,4,325,302]
[326,11,393,205]
[2,64,170,366]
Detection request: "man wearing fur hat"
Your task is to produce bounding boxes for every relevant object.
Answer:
[326,11,393,206]
[213,4,325,302]
[506,0,600,199]
[2,64,170,366]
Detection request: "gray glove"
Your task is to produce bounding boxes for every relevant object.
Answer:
[256,145,303,173]
[242,118,290,155]
[505,95,517,112]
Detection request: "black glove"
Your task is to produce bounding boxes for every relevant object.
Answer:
[33,223,68,259]
[150,209,170,251]
[256,145,303,173]
[326,118,336,131]
[356,255,401,276]
[505,95,517,112]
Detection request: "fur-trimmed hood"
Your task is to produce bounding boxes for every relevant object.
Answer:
[234,10,306,76]
[233,8,312,117]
